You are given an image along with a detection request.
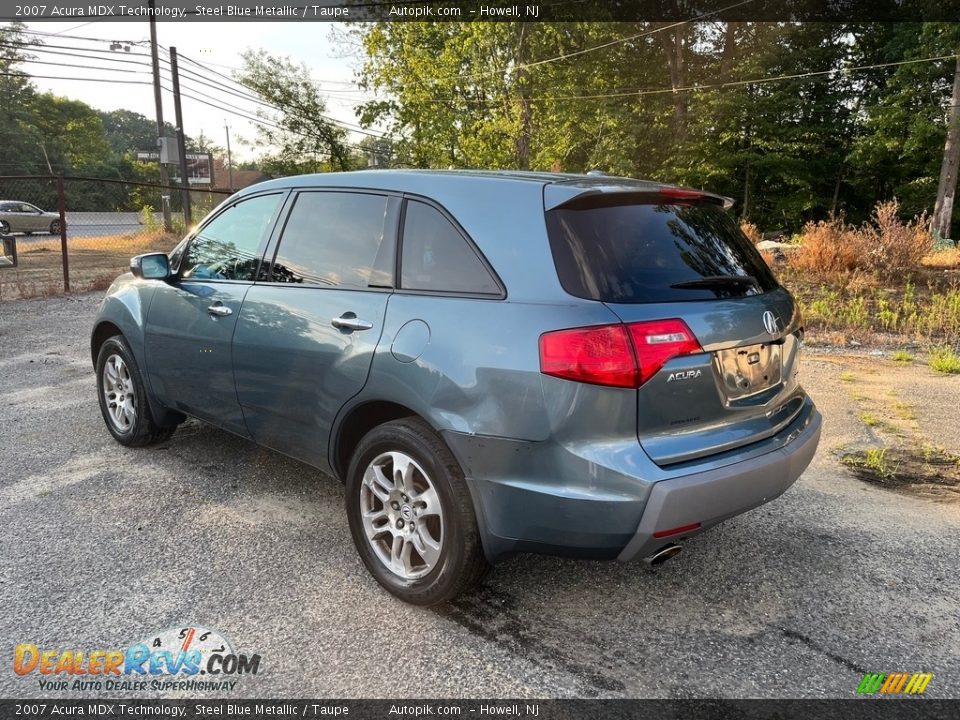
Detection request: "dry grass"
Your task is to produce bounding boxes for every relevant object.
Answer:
[740,219,763,245]
[923,247,960,268]
[790,217,862,274]
[790,200,933,279]
[0,230,180,300]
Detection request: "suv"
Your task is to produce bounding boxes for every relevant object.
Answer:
[91,170,821,605]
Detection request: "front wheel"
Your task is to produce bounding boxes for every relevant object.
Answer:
[96,335,175,446]
[345,418,489,605]
[0,221,10,234]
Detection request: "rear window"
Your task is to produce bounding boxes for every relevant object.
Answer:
[546,200,778,303]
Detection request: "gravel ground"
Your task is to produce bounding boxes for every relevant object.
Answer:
[1,292,958,699]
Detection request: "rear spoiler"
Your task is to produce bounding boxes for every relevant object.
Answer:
[544,184,734,212]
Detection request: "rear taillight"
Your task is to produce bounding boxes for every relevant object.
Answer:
[627,319,702,385]
[539,324,637,388]
[539,319,701,388]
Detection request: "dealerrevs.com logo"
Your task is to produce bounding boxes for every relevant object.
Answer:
[13,626,262,692]
[856,672,934,695]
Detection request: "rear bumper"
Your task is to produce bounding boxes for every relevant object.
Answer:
[444,398,821,564]
[617,406,821,560]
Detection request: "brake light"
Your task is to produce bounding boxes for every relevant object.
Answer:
[539,319,701,388]
[628,319,702,385]
[657,187,704,203]
[539,324,637,388]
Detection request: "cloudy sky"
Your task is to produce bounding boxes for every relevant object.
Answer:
[21,21,381,161]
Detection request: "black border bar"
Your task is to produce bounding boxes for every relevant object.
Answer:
[4,0,960,22]
[3,699,960,719]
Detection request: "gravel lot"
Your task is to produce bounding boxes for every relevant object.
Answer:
[1,292,958,699]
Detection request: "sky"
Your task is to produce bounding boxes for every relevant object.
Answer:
[21,21,381,162]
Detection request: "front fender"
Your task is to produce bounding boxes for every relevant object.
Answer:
[92,275,180,427]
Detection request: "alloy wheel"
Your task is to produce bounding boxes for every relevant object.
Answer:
[102,353,136,433]
[359,451,444,580]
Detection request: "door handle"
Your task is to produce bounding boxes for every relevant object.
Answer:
[331,315,373,331]
[207,304,232,317]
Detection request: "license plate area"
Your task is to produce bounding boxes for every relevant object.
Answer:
[714,342,783,401]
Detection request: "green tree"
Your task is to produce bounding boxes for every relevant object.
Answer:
[235,49,349,172]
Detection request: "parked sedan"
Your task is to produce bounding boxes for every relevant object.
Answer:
[0,201,63,235]
[91,170,821,605]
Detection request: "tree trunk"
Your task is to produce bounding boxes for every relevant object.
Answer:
[720,22,739,79]
[514,23,532,170]
[661,26,687,137]
[742,160,751,220]
[933,52,960,244]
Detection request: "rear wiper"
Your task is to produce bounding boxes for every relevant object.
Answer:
[670,275,758,290]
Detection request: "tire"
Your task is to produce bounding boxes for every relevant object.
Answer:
[96,335,176,447]
[0,221,9,234]
[346,417,489,605]
[49,220,61,235]
[23,231,32,236]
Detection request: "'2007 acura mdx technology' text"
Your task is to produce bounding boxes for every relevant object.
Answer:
[91,170,821,605]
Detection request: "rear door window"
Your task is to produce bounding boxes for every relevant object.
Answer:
[400,200,500,296]
[270,191,392,288]
[546,199,778,303]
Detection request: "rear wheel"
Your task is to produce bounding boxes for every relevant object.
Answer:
[96,335,175,446]
[346,418,488,605]
[49,220,61,235]
[0,221,10,234]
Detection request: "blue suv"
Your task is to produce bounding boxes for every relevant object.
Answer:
[91,170,821,605]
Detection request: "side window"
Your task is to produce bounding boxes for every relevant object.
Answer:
[180,194,282,281]
[400,201,499,295]
[270,191,392,288]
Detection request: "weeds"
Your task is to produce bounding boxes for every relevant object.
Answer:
[795,283,960,345]
[859,412,880,427]
[929,347,960,374]
[843,447,895,479]
[891,350,914,363]
[892,401,916,421]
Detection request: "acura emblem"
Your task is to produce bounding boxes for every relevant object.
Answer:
[762,310,779,335]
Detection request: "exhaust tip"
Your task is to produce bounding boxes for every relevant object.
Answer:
[644,543,682,566]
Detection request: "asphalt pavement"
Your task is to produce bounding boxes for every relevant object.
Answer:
[1,292,958,699]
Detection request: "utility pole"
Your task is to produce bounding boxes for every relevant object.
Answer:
[169,46,192,227]
[148,0,172,232]
[224,121,235,192]
[933,51,960,245]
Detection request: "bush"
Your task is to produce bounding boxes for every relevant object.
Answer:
[790,200,933,278]
[860,200,933,276]
[790,217,861,273]
[740,219,762,245]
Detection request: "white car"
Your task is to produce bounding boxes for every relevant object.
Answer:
[0,201,63,235]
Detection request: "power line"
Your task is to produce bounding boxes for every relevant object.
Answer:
[513,52,960,102]
[173,50,381,133]
[427,0,756,85]
[13,41,388,140]
[15,27,146,45]
[0,41,154,66]
[0,70,151,85]
[17,57,150,75]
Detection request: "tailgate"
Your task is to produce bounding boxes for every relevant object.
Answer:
[607,288,805,466]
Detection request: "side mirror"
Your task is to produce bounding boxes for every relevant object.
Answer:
[130,252,171,280]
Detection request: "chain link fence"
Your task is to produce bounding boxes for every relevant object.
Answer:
[0,176,233,301]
